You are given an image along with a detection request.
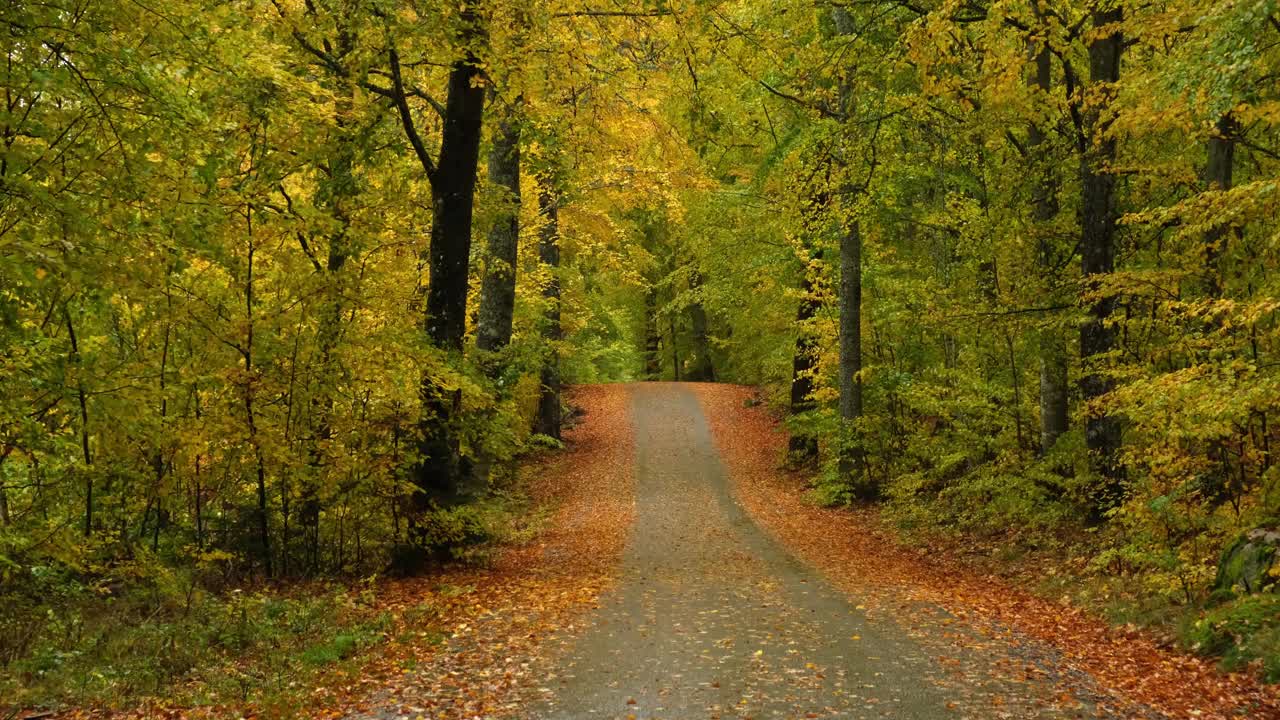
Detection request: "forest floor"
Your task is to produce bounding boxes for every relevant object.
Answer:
[693,383,1280,720]
[333,382,1280,719]
[26,383,1280,719]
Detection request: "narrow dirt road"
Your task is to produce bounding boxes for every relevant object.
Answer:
[531,384,1114,720]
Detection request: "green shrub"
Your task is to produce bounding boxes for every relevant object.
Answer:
[1182,593,1280,679]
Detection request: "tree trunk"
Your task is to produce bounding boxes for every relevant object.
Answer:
[1202,113,1237,297]
[305,76,358,573]
[0,450,9,526]
[242,209,272,576]
[788,249,821,463]
[64,305,93,536]
[670,314,682,382]
[643,286,661,379]
[412,18,487,512]
[686,271,716,382]
[838,221,866,494]
[1039,333,1069,451]
[1079,7,1124,517]
[1027,42,1069,454]
[534,183,562,440]
[476,95,522,356]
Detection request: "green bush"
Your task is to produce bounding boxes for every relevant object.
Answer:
[1182,593,1280,680]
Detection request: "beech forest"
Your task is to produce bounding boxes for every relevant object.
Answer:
[3,1,1280,718]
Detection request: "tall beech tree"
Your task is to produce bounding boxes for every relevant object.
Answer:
[475,96,523,358]
[384,10,488,515]
[1078,5,1124,515]
[534,178,563,440]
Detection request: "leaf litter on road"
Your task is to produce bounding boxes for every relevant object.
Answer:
[692,383,1280,720]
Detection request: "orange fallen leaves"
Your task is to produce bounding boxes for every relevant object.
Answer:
[693,383,1280,720]
[38,385,635,720]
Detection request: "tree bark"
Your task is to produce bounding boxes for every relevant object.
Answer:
[686,270,716,382]
[64,305,93,536]
[534,182,562,440]
[409,10,487,512]
[476,95,522,356]
[1079,7,1124,516]
[1202,113,1237,297]
[838,220,866,492]
[1027,42,1069,454]
[643,286,661,379]
[788,249,822,462]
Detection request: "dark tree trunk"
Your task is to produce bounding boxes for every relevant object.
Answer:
[476,95,522,356]
[534,183,562,440]
[1202,113,1237,297]
[1039,333,1069,451]
[643,286,661,379]
[0,448,10,526]
[788,249,822,462]
[64,306,93,536]
[241,210,272,576]
[686,271,716,382]
[1027,42,1069,454]
[670,314,682,382]
[1079,7,1124,517]
[409,19,487,512]
[838,221,867,494]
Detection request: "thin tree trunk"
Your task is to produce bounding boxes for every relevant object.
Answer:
[788,249,821,462]
[670,314,681,382]
[0,447,13,526]
[476,95,522,356]
[838,221,866,494]
[1079,7,1124,517]
[534,183,562,440]
[193,386,203,550]
[150,310,170,553]
[643,286,661,379]
[1007,334,1025,450]
[242,208,272,577]
[1202,113,1237,297]
[64,305,93,536]
[1027,42,1069,454]
[304,77,359,573]
[686,271,715,382]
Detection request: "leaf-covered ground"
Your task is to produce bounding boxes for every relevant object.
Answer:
[693,383,1280,720]
[29,382,1280,719]
[334,385,637,720]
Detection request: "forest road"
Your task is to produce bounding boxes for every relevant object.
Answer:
[531,383,988,720]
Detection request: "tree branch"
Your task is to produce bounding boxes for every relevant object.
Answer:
[552,9,672,18]
[388,46,437,182]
